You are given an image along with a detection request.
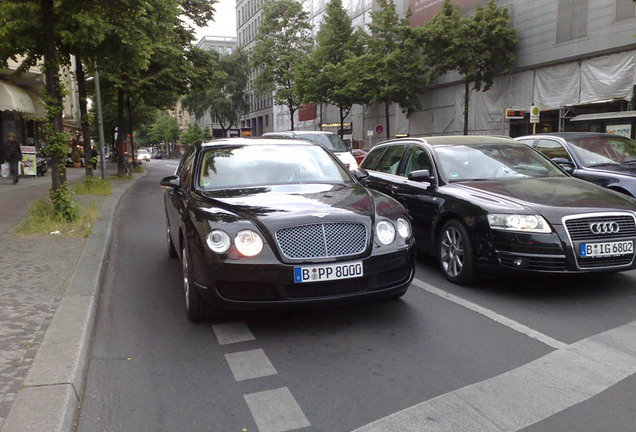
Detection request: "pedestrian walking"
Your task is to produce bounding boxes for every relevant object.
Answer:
[4,133,22,184]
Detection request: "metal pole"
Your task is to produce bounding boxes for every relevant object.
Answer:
[94,62,107,180]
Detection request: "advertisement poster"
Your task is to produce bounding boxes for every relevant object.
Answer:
[20,145,37,176]
[409,0,482,27]
[605,124,632,138]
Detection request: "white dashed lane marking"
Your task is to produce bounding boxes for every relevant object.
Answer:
[213,321,256,345]
[225,349,278,381]
[412,279,568,349]
[245,387,312,432]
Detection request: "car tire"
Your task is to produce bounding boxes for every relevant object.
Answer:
[182,245,208,321]
[167,226,178,258]
[438,220,477,284]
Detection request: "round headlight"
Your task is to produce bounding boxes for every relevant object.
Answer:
[206,229,231,253]
[397,217,411,239]
[376,220,396,245]
[235,229,264,257]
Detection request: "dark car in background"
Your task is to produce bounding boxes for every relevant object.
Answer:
[161,138,415,320]
[359,136,636,284]
[515,132,636,197]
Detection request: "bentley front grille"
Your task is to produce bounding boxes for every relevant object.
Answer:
[275,222,368,259]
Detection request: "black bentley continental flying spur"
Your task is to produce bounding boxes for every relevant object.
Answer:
[161,139,415,320]
[359,136,636,284]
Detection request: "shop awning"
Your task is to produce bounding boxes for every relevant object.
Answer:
[570,110,636,122]
[0,80,35,113]
[23,91,47,121]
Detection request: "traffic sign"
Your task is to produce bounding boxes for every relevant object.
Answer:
[375,124,384,135]
[530,106,540,123]
[367,127,373,137]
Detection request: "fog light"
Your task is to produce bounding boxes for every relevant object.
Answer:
[513,257,525,267]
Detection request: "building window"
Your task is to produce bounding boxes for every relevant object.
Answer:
[265,115,269,127]
[556,0,588,43]
[616,0,636,20]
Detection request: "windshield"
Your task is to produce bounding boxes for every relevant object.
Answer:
[198,145,351,189]
[565,135,636,167]
[433,143,567,182]
[295,133,349,152]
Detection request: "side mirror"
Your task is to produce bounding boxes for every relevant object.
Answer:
[408,169,434,182]
[551,158,574,174]
[160,175,181,190]
[353,168,369,182]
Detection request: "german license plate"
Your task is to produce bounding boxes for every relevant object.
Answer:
[579,240,634,258]
[294,261,363,283]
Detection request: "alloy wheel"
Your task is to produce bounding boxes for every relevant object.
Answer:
[440,226,465,278]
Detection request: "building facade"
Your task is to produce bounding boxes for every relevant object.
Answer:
[236,0,274,136]
[0,56,81,151]
[244,0,636,144]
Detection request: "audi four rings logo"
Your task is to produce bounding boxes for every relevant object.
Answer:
[589,221,620,234]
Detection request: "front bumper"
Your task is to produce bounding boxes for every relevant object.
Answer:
[191,246,416,310]
[477,227,636,274]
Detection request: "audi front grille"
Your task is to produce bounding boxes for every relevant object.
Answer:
[563,212,636,269]
[275,222,368,260]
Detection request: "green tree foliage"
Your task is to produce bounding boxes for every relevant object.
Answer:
[251,0,312,130]
[149,111,180,145]
[183,48,249,136]
[423,0,517,134]
[349,0,425,139]
[180,122,212,148]
[297,0,364,137]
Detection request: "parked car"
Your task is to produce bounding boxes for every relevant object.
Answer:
[515,132,636,197]
[161,138,415,321]
[359,136,636,284]
[262,131,359,170]
[137,148,151,163]
[351,148,367,165]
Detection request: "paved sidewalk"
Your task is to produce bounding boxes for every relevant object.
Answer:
[0,166,143,431]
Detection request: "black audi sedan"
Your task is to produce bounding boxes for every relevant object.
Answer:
[515,132,636,197]
[161,138,415,320]
[359,136,636,284]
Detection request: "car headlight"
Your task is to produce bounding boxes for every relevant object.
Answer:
[397,217,411,239]
[376,220,396,245]
[235,229,264,257]
[206,229,231,253]
[487,214,552,233]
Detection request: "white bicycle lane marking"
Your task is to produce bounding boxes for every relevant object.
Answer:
[352,279,636,432]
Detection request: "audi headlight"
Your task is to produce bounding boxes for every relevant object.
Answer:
[376,220,396,245]
[397,217,411,239]
[206,229,231,253]
[235,229,264,257]
[487,214,551,233]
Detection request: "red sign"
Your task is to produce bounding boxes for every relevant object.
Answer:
[375,124,384,135]
[409,0,482,27]
[298,103,317,122]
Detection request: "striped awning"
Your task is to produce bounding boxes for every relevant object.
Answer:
[23,91,47,121]
[0,80,35,113]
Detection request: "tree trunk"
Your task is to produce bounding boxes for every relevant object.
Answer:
[75,55,93,178]
[117,88,125,175]
[463,80,470,135]
[127,96,136,167]
[42,0,66,190]
[289,100,295,131]
[385,101,390,139]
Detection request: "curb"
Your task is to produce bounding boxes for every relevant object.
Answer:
[2,171,148,432]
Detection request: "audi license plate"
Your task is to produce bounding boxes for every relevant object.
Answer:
[294,261,363,283]
[579,240,634,258]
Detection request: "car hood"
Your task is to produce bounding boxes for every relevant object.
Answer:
[454,177,636,221]
[196,183,388,228]
[585,163,636,177]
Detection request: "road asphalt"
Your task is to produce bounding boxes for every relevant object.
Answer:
[0,164,146,432]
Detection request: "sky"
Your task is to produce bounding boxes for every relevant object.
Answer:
[191,0,237,42]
